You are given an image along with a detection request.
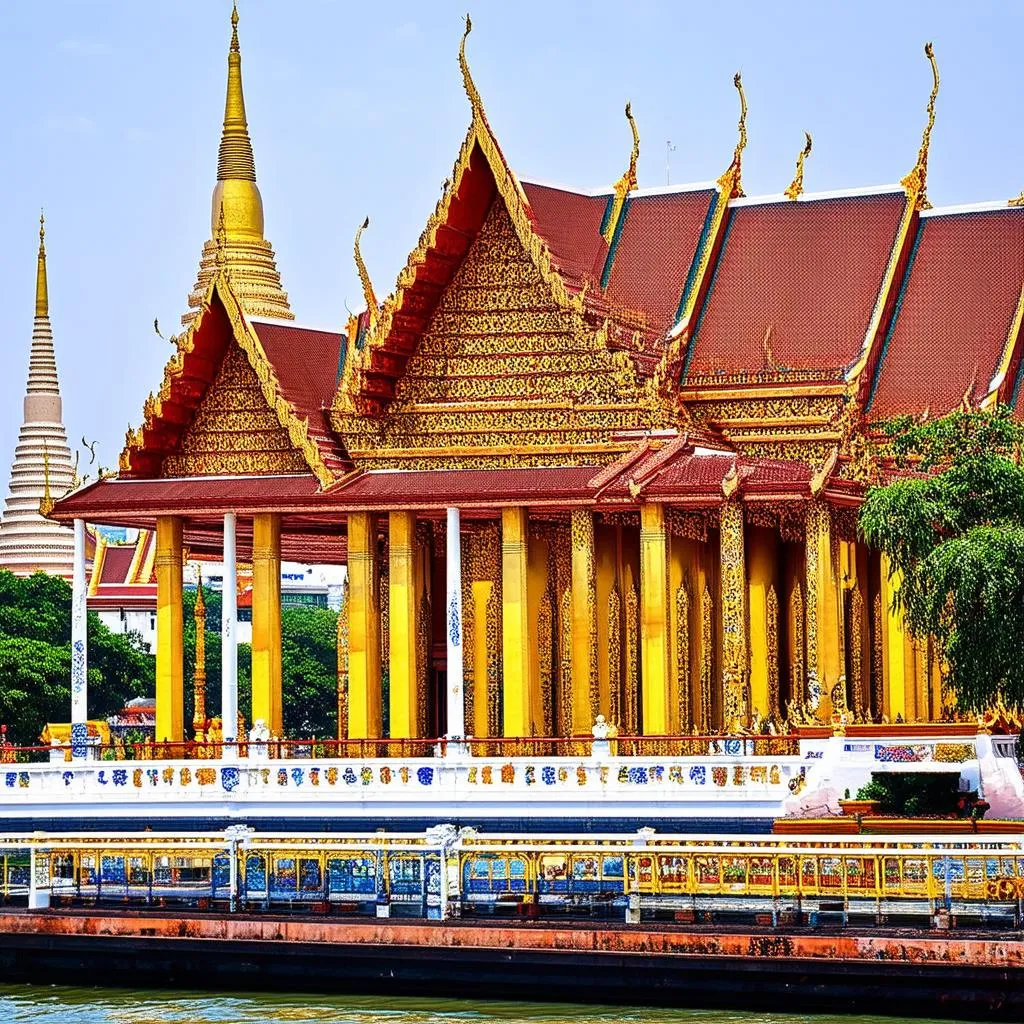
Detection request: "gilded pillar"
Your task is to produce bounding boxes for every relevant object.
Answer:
[570,510,598,733]
[639,504,669,734]
[155,516,184,744]
[192,575,207,740]
[337,579,349,741]
[805,501,842,717]
[347,513,381,739]
[719,501,748,730]
[501,507,532,737]
[880,552,907,721]
[251,513,282,736]
[388,511,419,738]
[746,525,776,721]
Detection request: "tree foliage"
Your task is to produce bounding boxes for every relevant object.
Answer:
[183,588,338,739]
[859,406,1024,710]
[0,570,153,744]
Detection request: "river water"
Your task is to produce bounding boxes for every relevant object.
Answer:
[0,986,974,1024]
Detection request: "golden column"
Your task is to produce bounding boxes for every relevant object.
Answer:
[155,516,184,744]
[347,513,381,738]
[639,504,669,734]
[805,501,843,717]
[251,513,282,736]
[746,526,776,720]
[880,552,907,721]
[719,501,749,730]
[192,571,207,741]
[570,510,598,734]
[501,508,532,737]
[337,579,349,741]
[388,511,420,738]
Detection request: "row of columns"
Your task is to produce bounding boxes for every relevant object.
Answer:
[67,497,931,756]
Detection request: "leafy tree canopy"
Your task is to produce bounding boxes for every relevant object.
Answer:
[0,570,153,744]
[859,406,1024,710]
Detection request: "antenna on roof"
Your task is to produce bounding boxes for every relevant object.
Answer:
[784,132,813,201]
[666,141,677,186]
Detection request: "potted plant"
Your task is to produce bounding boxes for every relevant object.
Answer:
[838,786,882,817]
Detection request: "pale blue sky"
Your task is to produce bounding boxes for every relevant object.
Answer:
[1,1,1021,473]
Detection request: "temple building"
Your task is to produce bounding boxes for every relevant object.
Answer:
[50,14,1024,747]
[0,217,77,578]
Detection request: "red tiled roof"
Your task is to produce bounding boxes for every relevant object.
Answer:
[98,546,134,585]
[521,182,609,287]
[52,475,324,519]
[687,192,907,377]
[334,467,600,506]
[603,189,716,344]
[867,208,1024,418]
[250,320,349,473]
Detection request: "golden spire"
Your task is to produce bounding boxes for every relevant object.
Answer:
[459,14,483,119]
[602,103,640,244]
[184,3,292,325]
[784,132,813,201]
[900,42,939,209]
[35,211,48,318]
[218,3,256,185]
[718,73,748,199]
[354,217,378,318]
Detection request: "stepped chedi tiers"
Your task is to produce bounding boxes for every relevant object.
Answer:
[0,215,76,577]
[183,3,292,326]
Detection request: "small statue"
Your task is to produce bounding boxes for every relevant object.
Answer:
[592,715,610,740]
[249,718,271,761]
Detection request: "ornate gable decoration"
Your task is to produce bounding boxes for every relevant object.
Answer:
[119,274,334,487]
[330,17,672,469]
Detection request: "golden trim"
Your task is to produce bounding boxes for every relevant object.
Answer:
[784,132,813,202]
[682,383,848,402]
[982,283,1024,409]
[87,533,107,597]
[120,274,334,489]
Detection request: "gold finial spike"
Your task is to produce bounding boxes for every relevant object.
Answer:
[900,42,940,208]
[459,14,483,118]
[194,566,206,619]
[218,1,256,183]
[602,102,641,244]
[784,131,813,201]
[35,210,48,318]
[718,72,748,199]
[40,442,53,517]
[354,217,378,317]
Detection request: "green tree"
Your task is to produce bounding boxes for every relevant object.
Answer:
[0,570,153,745]
[859,406,1024,710]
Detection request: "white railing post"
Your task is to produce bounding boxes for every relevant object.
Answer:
[222,513,238,759]
[445,508,466,753]
[71,518,88,759]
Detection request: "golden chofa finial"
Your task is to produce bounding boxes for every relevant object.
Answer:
[602,103,641,244]
[35,209,48,318]
[717,72,748,199]
[784,132,813,201]
[900,42,939,210]
[459,14,483,118]
[354,217,378,320]
[1009,190,1024,208]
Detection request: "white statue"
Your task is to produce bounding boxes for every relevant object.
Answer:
[248,718,270,760]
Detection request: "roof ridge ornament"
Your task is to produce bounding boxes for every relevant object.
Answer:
[354,217,378,323]
[1010,191,1024,207]
[717,72,748,199]
[459,14,484,122]
[900,42,939,210]
[784,132,813,201]
[601,103,640,245]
